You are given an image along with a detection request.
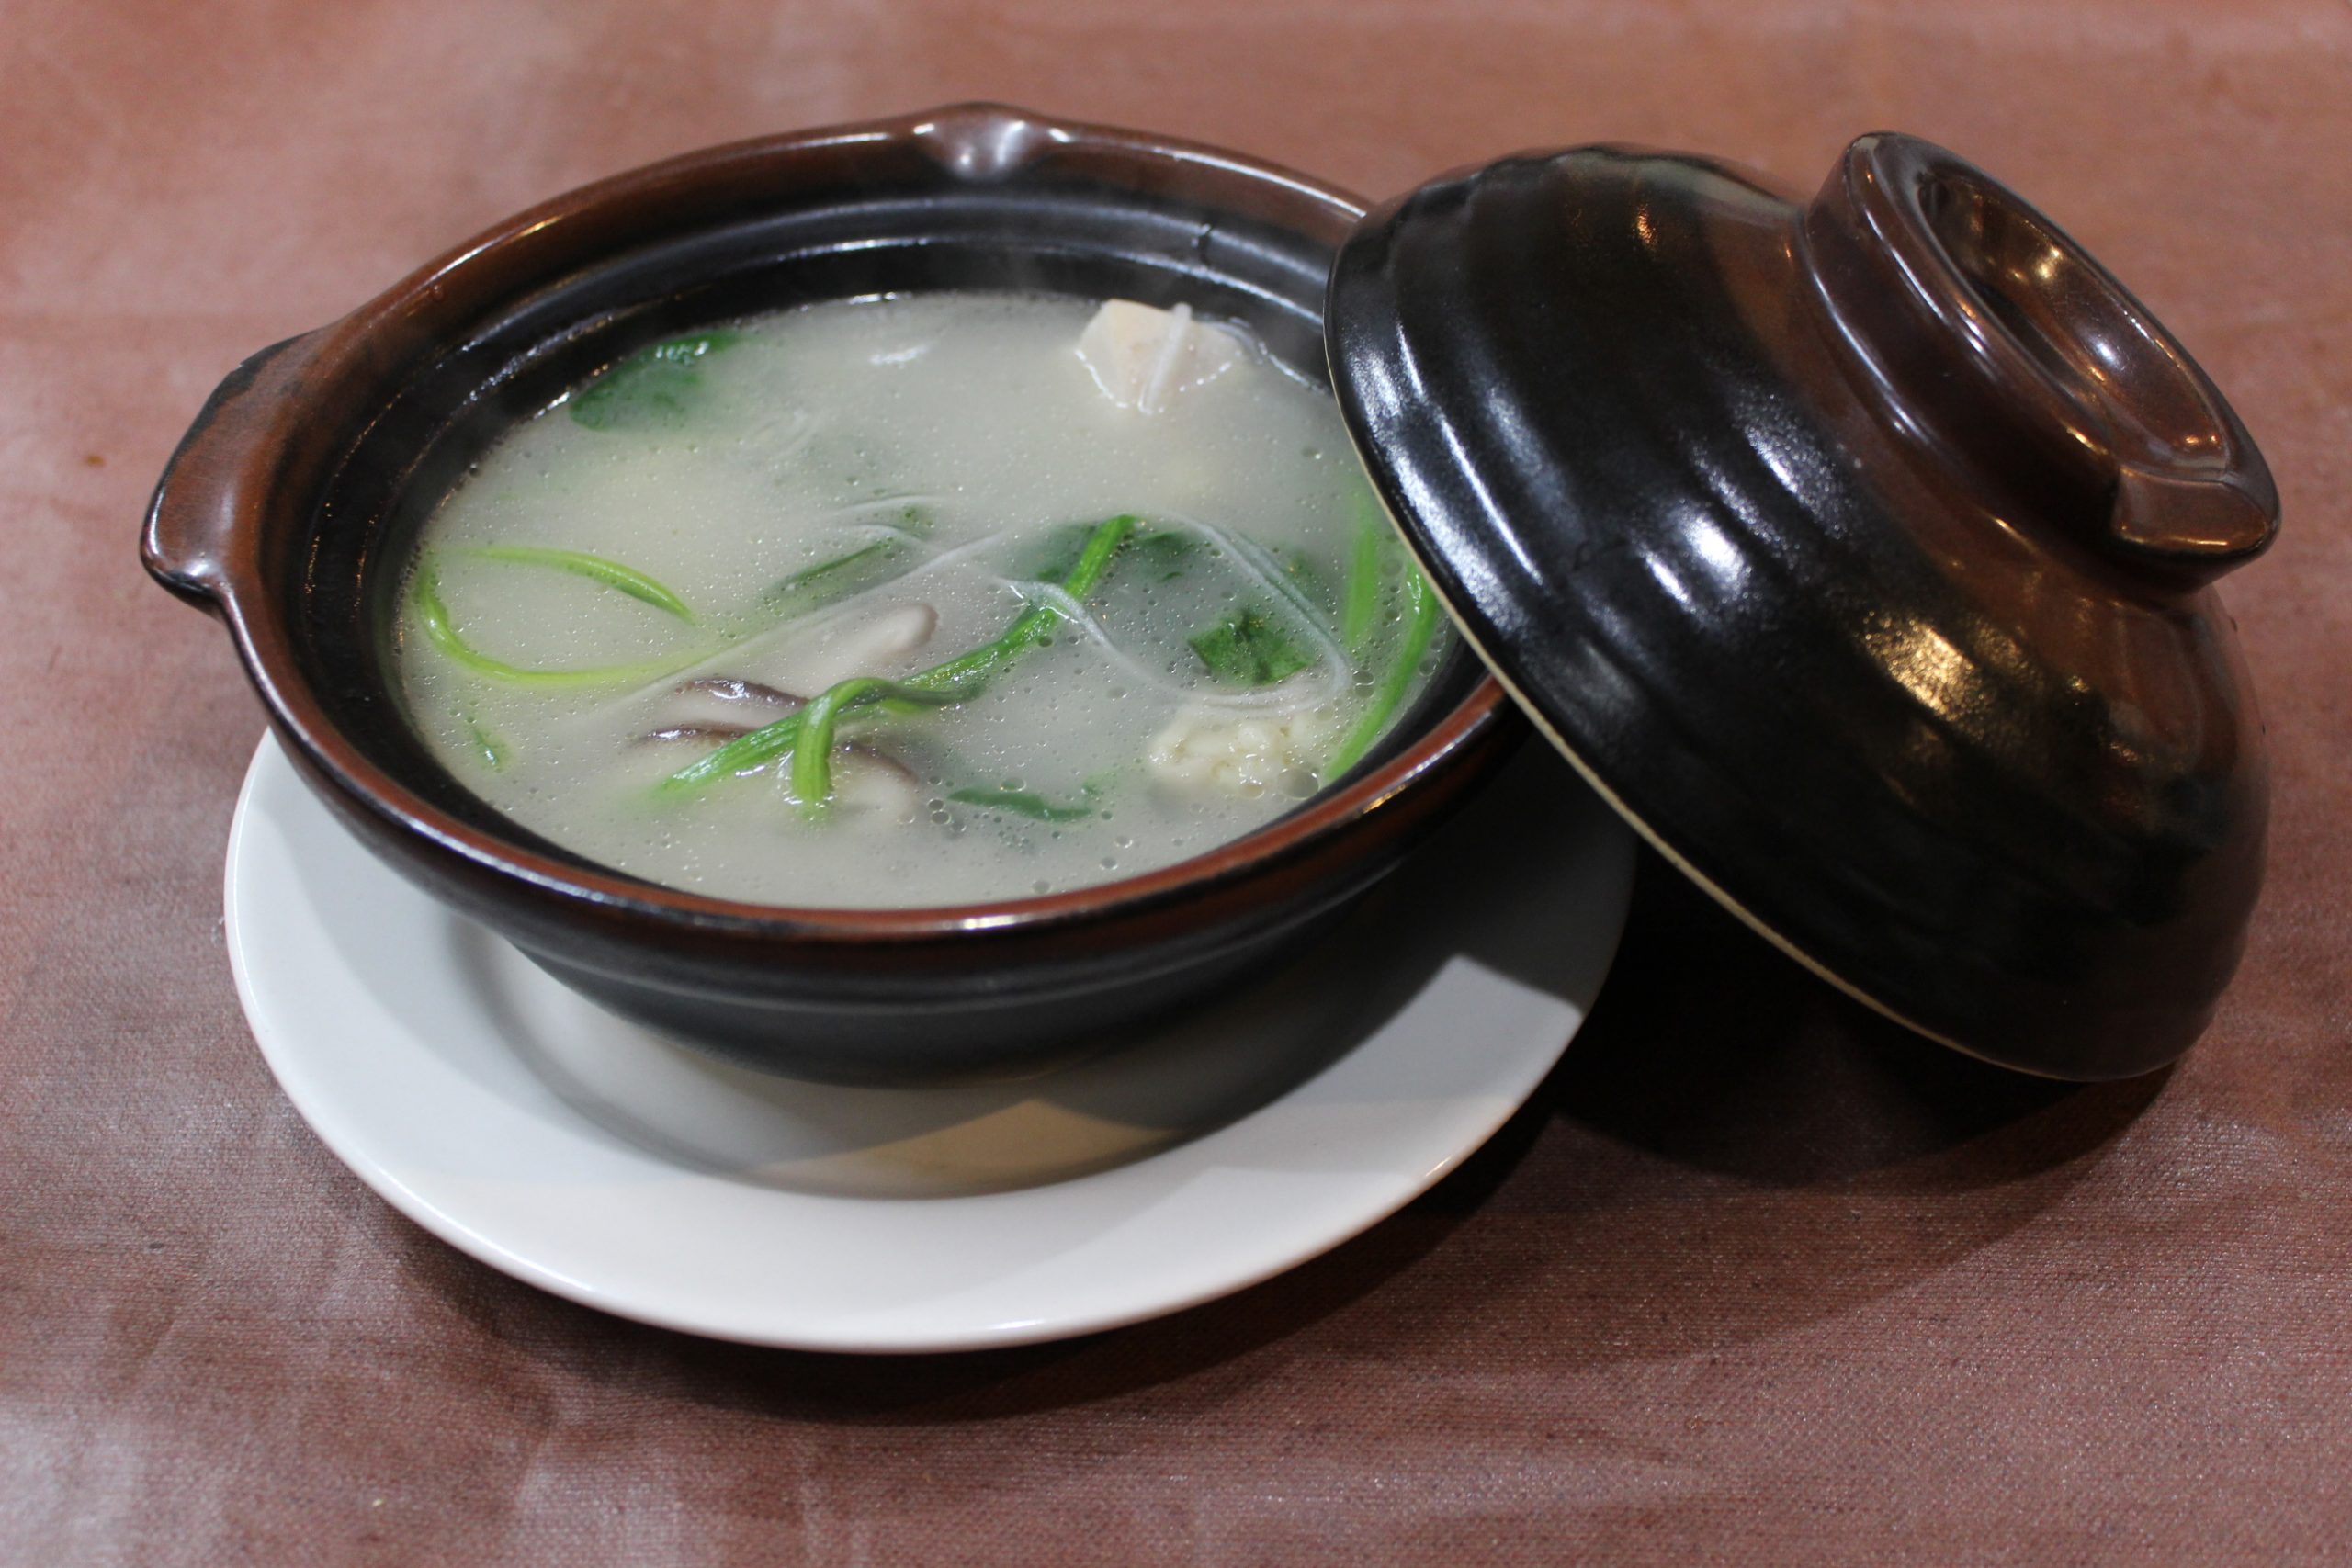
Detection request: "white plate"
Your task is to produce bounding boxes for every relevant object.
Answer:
[224,734,1632,1352]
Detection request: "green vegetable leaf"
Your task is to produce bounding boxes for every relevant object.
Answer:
[462,713,509,771]
[765,506,933,613]
[410,558,693,690]
[1135,528,1197,582]
[1190,605,1316,688]
[781,538,897,591]
[948,785,1097,823]
[568,330,738,431]
[767,537,908,607]
[662,514,1141,800]
[1326,559,1443,777]
[1021,521,1191,587]
[1273,546,1337,614]
[1015,521,1095,585]
[458,544,695,623]
[1340,491,1391,658]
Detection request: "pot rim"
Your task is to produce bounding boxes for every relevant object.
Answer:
[152,101,1514,944]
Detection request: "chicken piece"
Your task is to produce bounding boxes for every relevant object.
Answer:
[1075,299,1245,414]
[1147,707,1334,800]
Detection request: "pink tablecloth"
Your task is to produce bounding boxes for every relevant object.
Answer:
[5,1,2348,1559]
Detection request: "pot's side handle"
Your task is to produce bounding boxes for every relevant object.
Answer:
[141,333,325,613]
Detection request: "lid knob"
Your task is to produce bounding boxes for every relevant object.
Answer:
[1800,133,2278,590]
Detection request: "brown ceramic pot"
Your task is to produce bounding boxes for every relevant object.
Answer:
[142,104,1520,1084]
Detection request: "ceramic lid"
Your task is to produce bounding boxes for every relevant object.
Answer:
[1327,131,2278,1080]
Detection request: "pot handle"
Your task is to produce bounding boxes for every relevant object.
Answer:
[141,332,325,612]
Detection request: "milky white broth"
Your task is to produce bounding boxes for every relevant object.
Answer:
[393,292,1449,908]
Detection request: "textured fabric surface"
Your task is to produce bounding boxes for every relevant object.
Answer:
[5,1,2348,1561]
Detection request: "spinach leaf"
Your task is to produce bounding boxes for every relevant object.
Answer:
[569,331,739,431]
[1271,546,1339,617]
[948,785,1097,823]
[1326,558,1443,776]
[1340,498,1390,658]
[1016,521,1095,585]
[765,537,908,610]
[462,713,510,772]
[1190,605,1316,687]
[671,515,1141,802]
[458,544,695,622]
[1135,528,1197,581]
[1022,522,1193,585]
[411,558,696,690]
[765,506,932,610]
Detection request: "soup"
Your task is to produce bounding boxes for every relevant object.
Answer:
[393,292,1449,908]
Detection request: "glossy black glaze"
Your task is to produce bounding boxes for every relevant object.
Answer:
[1329,133,2276,1079]
[143,106,1518,1084]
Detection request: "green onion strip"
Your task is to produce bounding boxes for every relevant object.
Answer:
[1339,491,1389,658]
[1325,556,1442,779]
[661,513,1141,807]
[456,544,696,623]
[411,558,693,690]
